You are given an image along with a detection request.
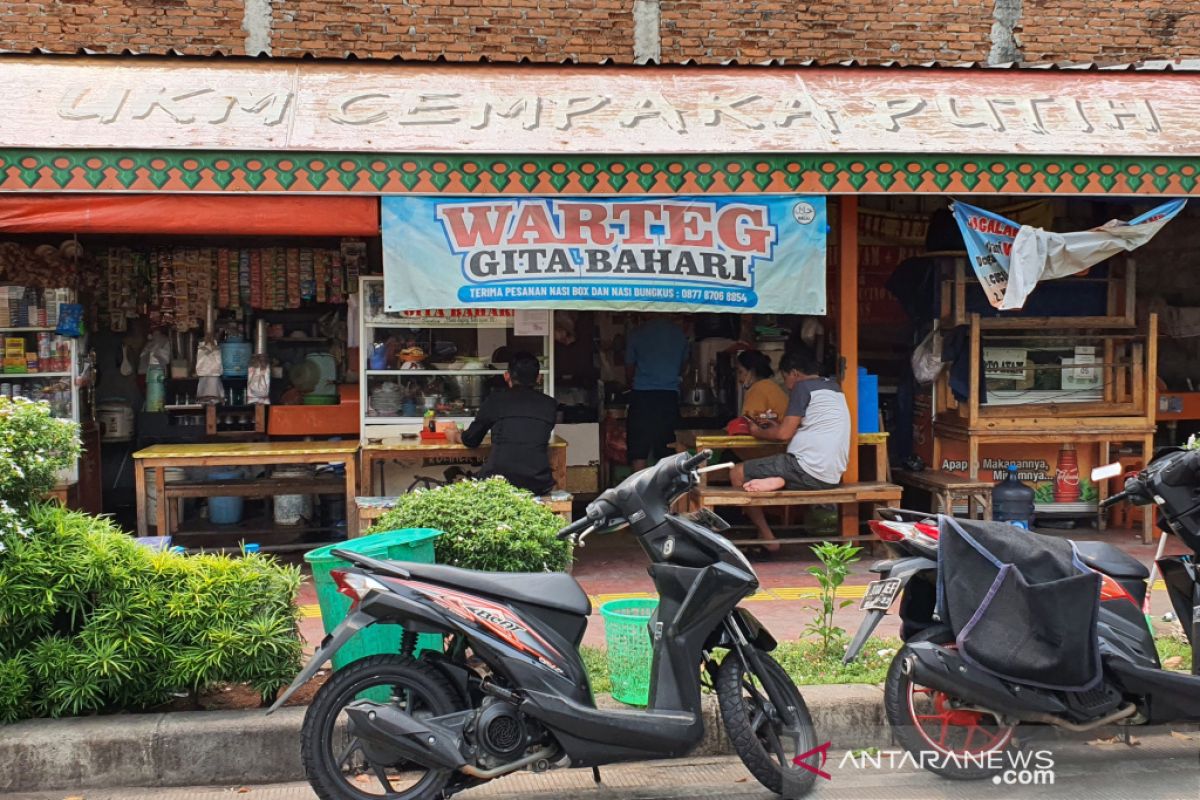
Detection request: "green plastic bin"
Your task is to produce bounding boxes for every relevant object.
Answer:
[305,528,443,670]
[600,598,659,707]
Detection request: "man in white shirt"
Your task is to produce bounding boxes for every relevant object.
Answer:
[728,347,851,553]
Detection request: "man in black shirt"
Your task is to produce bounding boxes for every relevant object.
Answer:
[446,351,557,495]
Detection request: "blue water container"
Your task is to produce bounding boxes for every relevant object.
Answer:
[207,468,245,525]
[857,366,880,434]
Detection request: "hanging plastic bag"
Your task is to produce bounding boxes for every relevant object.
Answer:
[247,354,271,405]
[911,330,945,385]
[194,340,223,377]
[55,303,85,337]
[138,331,171,374]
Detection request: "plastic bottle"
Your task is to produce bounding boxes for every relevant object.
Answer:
[145,365,165,412]
[993,464,1035,529]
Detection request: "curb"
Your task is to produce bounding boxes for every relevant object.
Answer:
[0,685,885,794]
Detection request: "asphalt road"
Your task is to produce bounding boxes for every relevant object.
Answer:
[11,733,1197,800]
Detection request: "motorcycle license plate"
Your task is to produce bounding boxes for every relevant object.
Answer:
[860,578,902,611]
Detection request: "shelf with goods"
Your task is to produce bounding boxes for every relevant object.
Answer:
[358,276,554,436]
[0,296,82,483]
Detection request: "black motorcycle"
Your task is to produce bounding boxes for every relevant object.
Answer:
[271,450,820,799]
[843,449,1200,781]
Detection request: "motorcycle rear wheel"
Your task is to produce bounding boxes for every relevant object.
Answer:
[301,655,459,800]
[717,649,819,797]
[883,638,1018,781]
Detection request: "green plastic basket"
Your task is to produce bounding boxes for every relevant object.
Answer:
[305,528,443,671]
[600,598,659,707]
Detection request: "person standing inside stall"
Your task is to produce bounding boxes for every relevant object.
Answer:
[625,314,690,471]
[444,351,557,495]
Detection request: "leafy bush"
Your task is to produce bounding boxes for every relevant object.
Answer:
[0,504,302,723]
[0,397,80,506]
[368,478,572,572]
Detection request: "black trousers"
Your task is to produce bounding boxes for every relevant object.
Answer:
[626,390,679,462]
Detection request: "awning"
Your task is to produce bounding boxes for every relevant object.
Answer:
[1,57,1195,157]
[0,195,379,235]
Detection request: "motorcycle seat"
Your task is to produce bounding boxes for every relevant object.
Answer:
[1073,540,1150,580]
[401,563,592,616]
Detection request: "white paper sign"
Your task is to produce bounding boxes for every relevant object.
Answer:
[515,309,550,337]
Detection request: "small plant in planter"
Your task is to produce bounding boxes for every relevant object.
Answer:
[368,477,573,572]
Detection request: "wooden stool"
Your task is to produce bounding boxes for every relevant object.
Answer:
[893,470,993,520]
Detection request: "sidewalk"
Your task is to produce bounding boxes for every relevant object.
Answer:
[9,734,1199,800]
[296,526,1188,650]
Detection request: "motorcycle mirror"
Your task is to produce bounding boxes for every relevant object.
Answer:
[1091,462,1124,482]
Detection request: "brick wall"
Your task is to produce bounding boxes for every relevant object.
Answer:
[659,1,994,63]
[1020,1,1200,63]
[3,1,1200,64]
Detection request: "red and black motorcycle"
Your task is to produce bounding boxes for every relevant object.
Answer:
[271,451,820,799]
[844,450,1200,781]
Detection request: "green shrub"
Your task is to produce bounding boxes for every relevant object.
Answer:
[0,504,302,722]
[368,478,572,572]
[0,397,80,506]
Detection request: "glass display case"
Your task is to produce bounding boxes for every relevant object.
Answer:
[359,276,554,436]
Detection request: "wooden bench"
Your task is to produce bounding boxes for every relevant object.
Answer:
[689,482,902,544]
[892,470,992,520]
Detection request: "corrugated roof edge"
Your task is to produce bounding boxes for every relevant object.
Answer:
[4,48,1200,71]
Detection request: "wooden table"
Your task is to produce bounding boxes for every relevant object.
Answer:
[133,441,360,540]
[360,435,568,495]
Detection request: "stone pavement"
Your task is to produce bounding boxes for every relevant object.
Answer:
[10,734,1198,800]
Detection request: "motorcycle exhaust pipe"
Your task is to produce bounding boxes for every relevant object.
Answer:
[343,701,467,771]
[904,643,1068,718]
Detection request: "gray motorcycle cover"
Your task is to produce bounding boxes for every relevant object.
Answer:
[936,516,1102,691]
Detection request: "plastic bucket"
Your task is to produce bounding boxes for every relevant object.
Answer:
[207,468,244,525]
[146,467,188,529]
[600,598,659,706]
[305,528,443,670]
[272,466,313,525]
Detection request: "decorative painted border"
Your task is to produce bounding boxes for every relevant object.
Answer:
[2,150,1199,195]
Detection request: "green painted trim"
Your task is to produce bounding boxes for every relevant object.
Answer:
[1,149,1198,194]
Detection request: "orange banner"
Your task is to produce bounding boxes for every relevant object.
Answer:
[0,195,379,236]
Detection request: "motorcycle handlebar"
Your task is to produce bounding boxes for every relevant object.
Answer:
[1099,490,1129,510]
[682,449,713,473]
[556,516,593,540]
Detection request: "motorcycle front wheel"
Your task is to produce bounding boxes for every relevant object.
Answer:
[301,655,460,800]
[717,649,819,797]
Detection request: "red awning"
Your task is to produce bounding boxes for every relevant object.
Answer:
[0,195,379,236]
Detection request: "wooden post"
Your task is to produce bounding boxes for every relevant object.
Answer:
[836,196,861,538]
[135,461,148,537]
[839,196,859,488]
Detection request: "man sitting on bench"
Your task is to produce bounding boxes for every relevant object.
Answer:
[728,348,851,553]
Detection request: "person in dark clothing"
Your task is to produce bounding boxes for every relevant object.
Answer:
[445,351,557,495]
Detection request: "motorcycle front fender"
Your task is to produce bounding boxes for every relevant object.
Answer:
[267,609,374,713]
[704,607,777,653]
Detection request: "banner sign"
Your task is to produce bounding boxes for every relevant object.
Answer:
[950,199,1186,309]
[382,196,827,313]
